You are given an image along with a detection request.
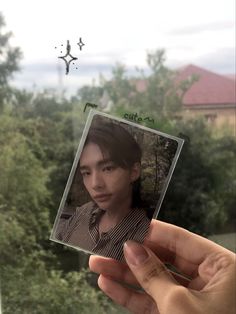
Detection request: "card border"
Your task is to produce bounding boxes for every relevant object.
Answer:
[50,109,184,247]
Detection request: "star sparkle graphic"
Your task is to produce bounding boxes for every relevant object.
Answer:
[77,37,85,50]
[58,40,78,75]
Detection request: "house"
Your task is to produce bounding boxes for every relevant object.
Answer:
[176,64,236,135]
[133,64,236,135]
[176,64,236,134]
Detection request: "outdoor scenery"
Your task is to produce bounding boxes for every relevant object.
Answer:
[0,11,235,313]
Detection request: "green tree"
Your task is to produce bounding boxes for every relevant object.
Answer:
[0,115,50,239]
[1,10,234,311]
[2,262,123,314]
[0,92,120,314]
[75,50,235,236]
[0,12,22,110]
[159,119,236,235]
[0,12,125,313]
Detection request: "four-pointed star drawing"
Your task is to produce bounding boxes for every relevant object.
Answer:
[77,37,85,51]
[58,38,84,75]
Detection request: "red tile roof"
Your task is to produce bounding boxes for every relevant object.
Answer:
[224,74,236,80]
[176,64,236,107]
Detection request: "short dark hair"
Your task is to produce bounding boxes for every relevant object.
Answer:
[83,116,143,209]
[84,117,142,168]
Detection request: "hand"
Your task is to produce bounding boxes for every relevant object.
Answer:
[89,220,236,314]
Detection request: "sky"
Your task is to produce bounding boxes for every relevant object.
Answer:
[1,0,235,95]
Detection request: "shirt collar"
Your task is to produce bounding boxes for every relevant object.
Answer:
[90,205,105,226]
[90,204,147,243]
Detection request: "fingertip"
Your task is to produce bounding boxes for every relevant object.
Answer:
[124,240,150,266]
[88,255,96,271]
[97,274,112,293]
[123,242,179,302]
[89,255,111,270]
[97,274,103,288]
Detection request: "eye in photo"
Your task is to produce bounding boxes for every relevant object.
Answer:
[50,110,184,261]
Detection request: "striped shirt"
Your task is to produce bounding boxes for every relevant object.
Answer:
[56,201,151,261]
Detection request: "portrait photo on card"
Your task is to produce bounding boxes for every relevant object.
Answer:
[50,110,184,261]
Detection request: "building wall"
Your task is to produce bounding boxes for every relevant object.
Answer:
[183,106,236,136]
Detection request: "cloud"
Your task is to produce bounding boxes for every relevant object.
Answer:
[168,21,235,36]
[10,45,235,97]
[10,59,137,95]
[166,47,235,74]
[16,60,114,76]
[196,47,235,74]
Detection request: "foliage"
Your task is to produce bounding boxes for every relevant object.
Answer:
[75,50,236,235]
[159,119,236,235]
[0,13,22,110]
[2,262,121,314]
[0,103,121,313]
[0,12,125,313]
[0,10,235,314]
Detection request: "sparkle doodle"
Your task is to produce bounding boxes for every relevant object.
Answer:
[56,37,85,75]
[58,40,78,75]
[77,37,85,51]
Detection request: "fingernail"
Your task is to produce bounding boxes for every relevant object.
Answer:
[124,240,149,266]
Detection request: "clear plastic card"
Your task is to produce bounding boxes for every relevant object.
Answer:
[50,110,184,261]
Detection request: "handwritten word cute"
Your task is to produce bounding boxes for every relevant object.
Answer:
[123,113,154,124]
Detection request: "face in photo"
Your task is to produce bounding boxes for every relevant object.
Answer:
[80,142,140,213]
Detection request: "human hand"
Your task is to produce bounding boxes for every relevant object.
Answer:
[89,220,236,314]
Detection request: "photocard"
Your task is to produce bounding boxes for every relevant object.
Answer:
[50,110,184,261]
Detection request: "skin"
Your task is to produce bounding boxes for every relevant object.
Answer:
[89,219,236,314]
[80,143,140,232]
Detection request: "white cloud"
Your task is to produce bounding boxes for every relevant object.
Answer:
[1,0,235,92]
[168,21,235,35]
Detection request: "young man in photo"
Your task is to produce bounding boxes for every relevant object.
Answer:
[56,118,151,261]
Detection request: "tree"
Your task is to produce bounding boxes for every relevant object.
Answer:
[0,12,126,313]
[0,113,51,271]
[0,79,122,314]
[0,12,22,110]
[159,118,236,235]
[2,263,124,314]
[75,50,235,236]
[1,10,234,311]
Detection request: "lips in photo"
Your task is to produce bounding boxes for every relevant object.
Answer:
[93,194,112,202]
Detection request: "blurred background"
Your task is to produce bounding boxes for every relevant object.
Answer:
[0,0,235,313]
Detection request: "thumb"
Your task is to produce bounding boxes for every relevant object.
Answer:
[124,240,181,304]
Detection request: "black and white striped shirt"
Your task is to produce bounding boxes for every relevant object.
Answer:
[56,201,151,261]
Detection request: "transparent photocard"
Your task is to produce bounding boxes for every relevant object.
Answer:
[50,110,184,261]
